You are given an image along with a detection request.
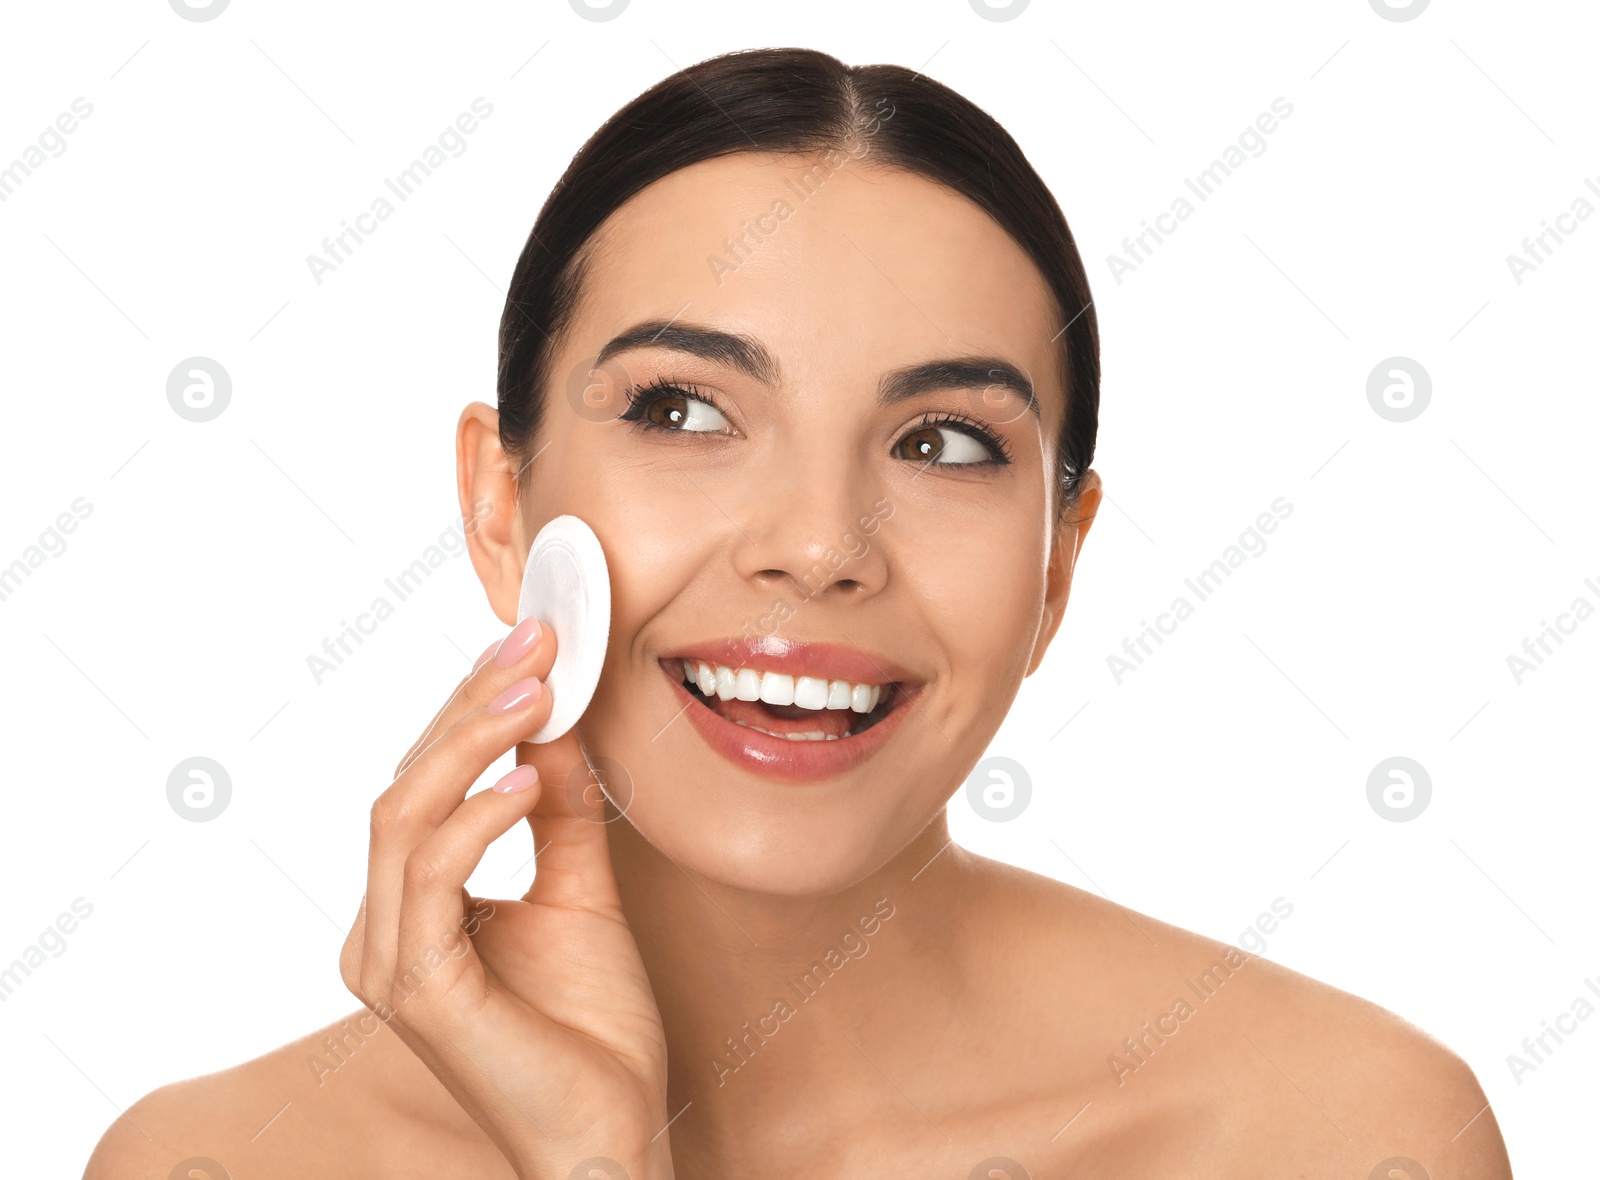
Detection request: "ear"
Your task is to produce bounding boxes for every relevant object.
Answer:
[456,401,527,626]
[1025,469,1102,677]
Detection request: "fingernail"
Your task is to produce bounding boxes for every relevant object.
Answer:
[493,764,540,794]
[488,677,543,714]
[494,616,543,668]
[473,638,501,671]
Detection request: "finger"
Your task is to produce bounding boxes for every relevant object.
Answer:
[518,728,628,914]
[361,674,553,996]
[393,764,543,1008]
[339,891,370,1001]
[396,616,556,777]
[396,616,558,777]
[394,673,471,779]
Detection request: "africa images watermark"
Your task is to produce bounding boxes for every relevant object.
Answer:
[0,496,93,605]
[1107,897,1293,1086]
[1107,946,1251,1085]
[671,495,896,684]
[305,496,494,684]
[1505,974,1600,1086]
[710,897,896,1086]
[1504,574,1600,685]
[310,898,497,1084]
[1106,497,1294,684]
[1107,98,1295,285]
[1504,170,1600,286]
[0,97,94,203]
[732,496,895,643]
[705,95,895,286]
[305,98,495,286]
[0,897,95,1002]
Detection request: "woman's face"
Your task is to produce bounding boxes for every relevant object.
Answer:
[507,150,1089,896]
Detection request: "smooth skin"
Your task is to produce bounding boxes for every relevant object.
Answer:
[87,151,1513,1178]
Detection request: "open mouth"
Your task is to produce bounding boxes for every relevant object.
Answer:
[666,657,902,741]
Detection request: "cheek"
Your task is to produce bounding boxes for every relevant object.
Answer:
[533,450,716,629]
[899,519,1047,684]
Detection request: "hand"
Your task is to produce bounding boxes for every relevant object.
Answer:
[339,616,673,1180]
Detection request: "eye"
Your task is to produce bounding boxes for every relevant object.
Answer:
[618,381,735,435]
[893,414,1011,468]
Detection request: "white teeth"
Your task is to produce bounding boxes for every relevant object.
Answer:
[682,659,892,714]
[793,676,829,710]
[758,672,795,707]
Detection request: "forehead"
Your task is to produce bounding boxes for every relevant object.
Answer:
[571,151,1067,429]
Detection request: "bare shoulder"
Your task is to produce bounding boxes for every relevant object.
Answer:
[83,1009,507,1180]
[1206,944,1512,1177]
[969,857,1513,1178]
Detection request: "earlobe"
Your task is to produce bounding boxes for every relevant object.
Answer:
[1025,606,1056,677]
[455,401,525,625]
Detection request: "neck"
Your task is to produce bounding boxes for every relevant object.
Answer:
[606,810,981,1148]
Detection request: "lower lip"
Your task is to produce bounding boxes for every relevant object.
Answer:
[661,662,920,783]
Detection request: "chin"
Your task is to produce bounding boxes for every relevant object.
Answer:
[638,790,914,897]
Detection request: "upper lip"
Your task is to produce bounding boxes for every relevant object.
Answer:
[661,635,920,687]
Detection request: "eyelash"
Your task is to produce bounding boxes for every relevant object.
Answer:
[617,379,717,430]
[905,409,1013,466]
[616,380,1013,467]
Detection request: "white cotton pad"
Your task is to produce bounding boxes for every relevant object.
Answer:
[514,515,612,744]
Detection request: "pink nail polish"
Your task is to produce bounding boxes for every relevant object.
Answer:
[493,764,540,794]
[473,638,502,671]
[488,677,543,714]
[494,616,543,668]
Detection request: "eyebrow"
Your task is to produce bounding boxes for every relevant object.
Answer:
[595,321,779,386]
[881,359,1038,421]
[593,320,1039,421]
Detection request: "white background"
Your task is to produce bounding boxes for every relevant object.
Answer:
[1,0,1594,1174]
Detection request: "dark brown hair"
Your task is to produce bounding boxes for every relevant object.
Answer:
[497,46,1098,517]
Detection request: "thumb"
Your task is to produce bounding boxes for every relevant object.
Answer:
[519,728,594,821]
[517,727,629,911]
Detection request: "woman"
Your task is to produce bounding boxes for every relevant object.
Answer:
[88,48,1511,1179]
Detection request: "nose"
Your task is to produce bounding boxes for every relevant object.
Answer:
[727,457,890,603]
